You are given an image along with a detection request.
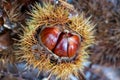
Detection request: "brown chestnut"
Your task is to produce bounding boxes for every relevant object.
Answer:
[40,26,61,50]
[53,32,80,57]
[67,34,80,57]
[53,32,68,57]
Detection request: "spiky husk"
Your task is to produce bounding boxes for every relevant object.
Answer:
[16,3,95,79]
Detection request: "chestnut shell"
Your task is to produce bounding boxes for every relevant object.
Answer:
[38,25,81,59]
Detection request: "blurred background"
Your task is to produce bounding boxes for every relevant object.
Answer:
[0,0,120,80]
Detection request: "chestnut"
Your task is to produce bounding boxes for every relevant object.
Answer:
[53,32,68,57]
[40,26,61,50]
[67,33,80,57]
[53,32,80,57]
[40,26,80,58]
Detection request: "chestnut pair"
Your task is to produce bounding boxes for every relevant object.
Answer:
[40,25,81,58]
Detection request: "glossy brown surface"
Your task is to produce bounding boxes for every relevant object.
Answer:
[53,33,68,57]
[68,35,80,57]
[40,26,61,50]
[40,26,80,58]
